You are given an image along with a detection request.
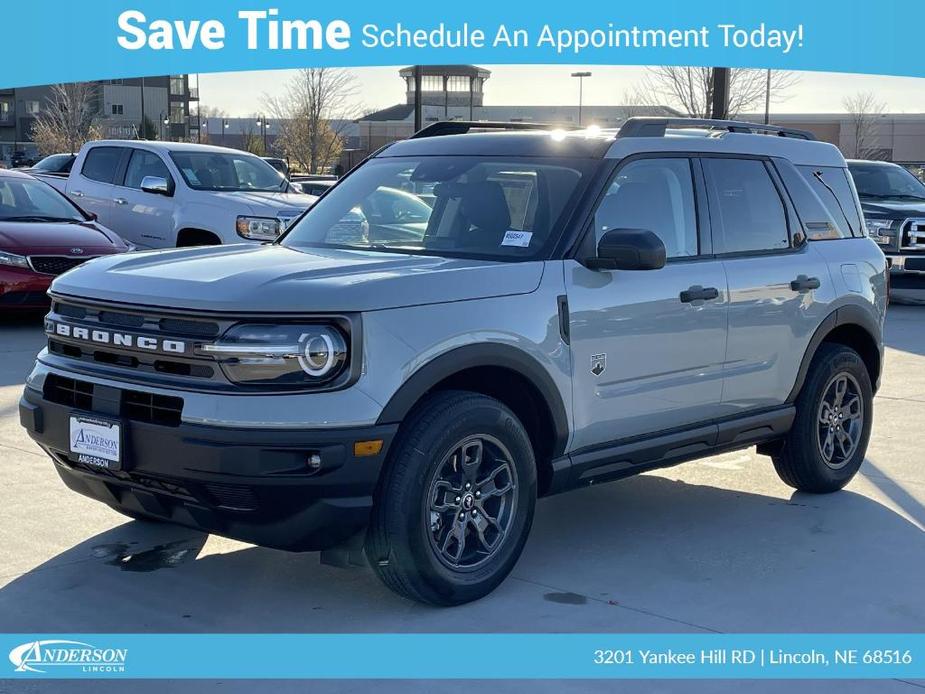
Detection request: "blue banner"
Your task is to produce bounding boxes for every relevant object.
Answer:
[0,0,921,87]
[2,634,924,679]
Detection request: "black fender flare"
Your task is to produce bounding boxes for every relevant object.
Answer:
[376,343,571,457]
[787,303,883,402]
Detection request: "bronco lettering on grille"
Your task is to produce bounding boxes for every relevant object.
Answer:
[49,322,187,354]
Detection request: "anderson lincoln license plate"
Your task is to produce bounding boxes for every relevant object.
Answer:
[69,416,121,470]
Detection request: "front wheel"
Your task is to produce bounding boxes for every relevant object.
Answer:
[772,344,873,493]
[366,391,537,606]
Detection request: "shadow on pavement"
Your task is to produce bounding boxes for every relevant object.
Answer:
[1,472,923,635]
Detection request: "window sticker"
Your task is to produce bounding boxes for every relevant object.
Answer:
[501,230,533,247]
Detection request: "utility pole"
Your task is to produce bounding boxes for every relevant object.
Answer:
[139,76,146,139]
[413,65,423,133]
[711,67,730,120]
[571,71,592,126]
[764,69,772,124]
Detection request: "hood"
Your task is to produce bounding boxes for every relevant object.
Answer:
[0,221,124,254]
[859,198,925,217]
[211,190,316,215]
[51,244,545,313]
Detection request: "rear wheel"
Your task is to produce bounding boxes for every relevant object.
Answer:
[772,343,873,493]
[366,391,536,605]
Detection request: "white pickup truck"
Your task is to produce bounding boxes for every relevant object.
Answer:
[40,141,316,248]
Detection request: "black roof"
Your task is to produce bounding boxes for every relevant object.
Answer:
[360,104,416,122]
[378,130,616,159]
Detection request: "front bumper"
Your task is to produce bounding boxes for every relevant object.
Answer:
[20,384,397,551]
[885,254,925,289]
[0,266,51,308]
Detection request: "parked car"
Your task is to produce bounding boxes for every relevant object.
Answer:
[11,151,38,169]
[28,153,77,177]
[43,141,316,249]
[294,179,335,196]
[0,169,128,309]
[848,159,925,290]
[20,119,886,605]
[262,157,290,177]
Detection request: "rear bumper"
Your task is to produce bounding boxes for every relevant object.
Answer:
[20,385,397,551]
[0,267,51,308]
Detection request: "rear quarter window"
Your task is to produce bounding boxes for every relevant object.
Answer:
[796,165,862,239]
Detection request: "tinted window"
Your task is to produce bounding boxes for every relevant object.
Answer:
[797,166,861,238]
[81,147,123,184]
[283,156,590,261]
[705,159,789,253]
[124,149,171,189]
[170,151,285,192]
[33,154,74,173]
[848,162,925,201]
[595,158,698,258]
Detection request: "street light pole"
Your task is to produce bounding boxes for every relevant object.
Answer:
[711,67,730,120]
[764,69,772,124]
[222,118,228,146]
[571,72,592,126]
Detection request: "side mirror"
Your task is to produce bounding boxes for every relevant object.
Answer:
[141,175,171,196]
[587,228,667,271]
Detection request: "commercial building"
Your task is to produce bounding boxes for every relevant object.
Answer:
[0,75,199,163]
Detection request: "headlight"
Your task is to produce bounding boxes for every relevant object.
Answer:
[865,218,894,244]
[236,216,282,241]
[0,250,30,269]
[199,323,349,386]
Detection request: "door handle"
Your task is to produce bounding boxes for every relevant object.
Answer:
[790,275,821,292]
[114,198,127,205]
[70,190,84,198]
[680,285,720,303]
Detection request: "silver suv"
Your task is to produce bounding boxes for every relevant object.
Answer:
[19,118,887,605]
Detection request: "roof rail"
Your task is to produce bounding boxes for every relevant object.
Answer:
[617,117,817,141]
[410,121,577,139]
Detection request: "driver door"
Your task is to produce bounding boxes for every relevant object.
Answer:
[565,156,729,451]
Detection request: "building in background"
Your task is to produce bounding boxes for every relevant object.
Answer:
[0,76,199,163]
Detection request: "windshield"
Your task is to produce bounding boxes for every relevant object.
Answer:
[0,177,85,222]
[32,154,73,173]
[848,162,925,200]
[169,151,286,192]
[281,156,591,260]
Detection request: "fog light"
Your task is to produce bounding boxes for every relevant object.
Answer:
[307,453,322,472]
[354,440,383,457]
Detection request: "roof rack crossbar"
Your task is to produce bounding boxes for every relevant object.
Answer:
[410,121,578,139]
[617,117,817,141]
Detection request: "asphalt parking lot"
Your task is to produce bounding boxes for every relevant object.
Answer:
[1,301,924,694]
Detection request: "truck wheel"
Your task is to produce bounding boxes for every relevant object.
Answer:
[772,344,873,493]
[366,391,536,606]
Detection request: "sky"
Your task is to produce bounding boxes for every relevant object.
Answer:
[197,65,925,118]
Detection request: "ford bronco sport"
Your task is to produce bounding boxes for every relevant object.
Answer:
[19,118,887,605]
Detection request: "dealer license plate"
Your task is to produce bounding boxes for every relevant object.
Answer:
[69,415,121,470]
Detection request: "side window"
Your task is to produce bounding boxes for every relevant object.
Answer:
[797,165,862,238]
[124,150,171,190]
[594,158,698,259]
[81,147,123,184]
[704,158,789,254]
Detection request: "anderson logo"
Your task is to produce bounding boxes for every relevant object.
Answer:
[9,640,128,674]
[48,321,187,354]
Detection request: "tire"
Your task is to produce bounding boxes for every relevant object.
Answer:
[772,343,873,493]
[366,391,537,606]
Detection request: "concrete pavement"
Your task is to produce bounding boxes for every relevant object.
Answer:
[0,307,923,693]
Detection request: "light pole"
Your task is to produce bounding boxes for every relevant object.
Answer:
[571,72,592,126]
[222,118,229,146]
[256,115,269,153]
[158,112,169,141]
[764,68,772,124]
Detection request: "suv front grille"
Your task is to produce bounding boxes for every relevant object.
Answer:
[29,256,95,276]
[43,373,184,427]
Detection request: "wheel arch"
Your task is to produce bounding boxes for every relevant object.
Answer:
[376,344,570,495]
[788,304,883,402]
[176,228,222,247]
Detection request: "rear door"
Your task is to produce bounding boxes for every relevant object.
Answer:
[69,146,127,227]
[702,156,837,413]
[565,156,729,450]
[110,148,177,249]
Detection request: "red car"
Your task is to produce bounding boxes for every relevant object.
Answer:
[0,169,129,310]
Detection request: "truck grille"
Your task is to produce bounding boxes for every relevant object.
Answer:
[44,373,184,427]
[29,256,95,276]
[900,219,925,251]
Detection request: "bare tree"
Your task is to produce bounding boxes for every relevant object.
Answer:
[31,82,103,155]
[266,69,361,174]
[843,92,887,159]
[240,116,265,156]
[638,67,799,119]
